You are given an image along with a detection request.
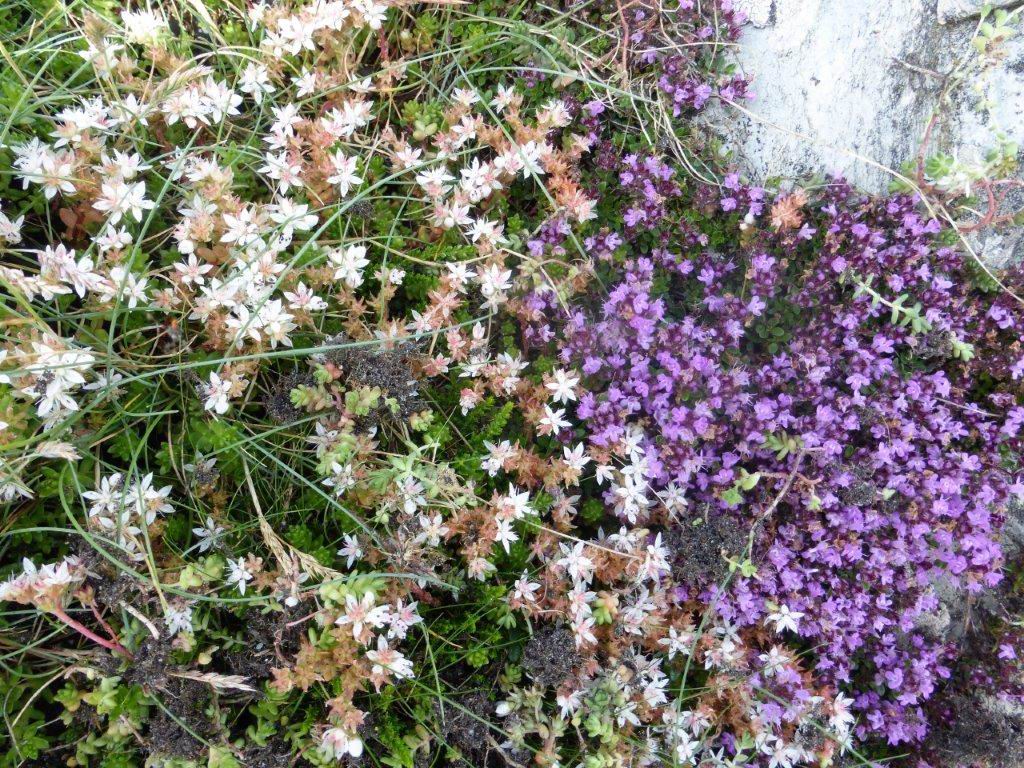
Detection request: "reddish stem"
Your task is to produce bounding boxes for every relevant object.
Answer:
[51,607,132,658]
[89,603,123,647]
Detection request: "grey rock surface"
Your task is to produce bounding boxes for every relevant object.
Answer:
[938,0,1020,23]
[711,0,1024,208]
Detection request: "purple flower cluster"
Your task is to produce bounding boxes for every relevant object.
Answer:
[617,154,683,232]
[520,175,1024,747]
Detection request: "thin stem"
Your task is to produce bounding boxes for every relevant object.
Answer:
[50,607,132,658]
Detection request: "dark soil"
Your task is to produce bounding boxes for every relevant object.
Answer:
[520,625,580,688]
[222,602,308,681]
[241,738,305,768]
[435,690,527,767]
[662,509,745,586]
[146,676,218,761]
[264,371,312,424]
[326,334,422,423]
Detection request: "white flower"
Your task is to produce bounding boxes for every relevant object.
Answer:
[415,166,455,198]
[221,207,262,248]
[446,262,477,291]
[165,603,193,635]
[270,104,302,135]
[511,572,540,603]
[830,692,856,737]
[658,626,694,660]
[133,473,173,524]
[329,244,370,288]
[327,151,363,197]
[284,282,327,312]
[494,518,518,553]
[239,62,275,104]
[557,541,595,584]
[95,226,133,253]
[481,439,515,477]
[293,68,318,97]
[226,557,254,594]
[499,485,535,520]
[365,635,414,679]
[106,266,149,308]
[97,149,151,180]
[386,599,422,640]
[259,299,296,349]
[416,513,449,547]
[354,0,388,30]
[393,144,422,169]
[83,473,124,517]
[93,180,156,223]
[202,78,242,123]
[323,461,356,496]
[337,534,363,568]
[320,727,363,760]
[765,604,804,635]
[191,516,225,552]
[269,198,317,234]
[571,615,597,647]
[204,372,232,414]
[335,592,390,640]
[173,255,213,286]
[452,87,480,108]
[0,205,24,243]
[381,267,405,285]
[540,404,571,435]
[673,730,702,763]
[466,218,506,246]
[562,443,591,473]
[556,689,581,719]
[491,84,516,112]
[477,263,512,306]
[546,368,580,404]
[259,151,304,194]
[122,9,167,46]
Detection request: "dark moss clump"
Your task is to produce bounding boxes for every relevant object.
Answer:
[521,625,580,688]
[662,510,745,586]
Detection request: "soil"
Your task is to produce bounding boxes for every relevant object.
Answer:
[241,738,306,768]
[145,676,218,761]
[435,690,527,768]
[121,635,175,691]
[222,601,309,681]
[520,625,580,688]
[661,508,746,586]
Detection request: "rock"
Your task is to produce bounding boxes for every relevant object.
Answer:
[705,0,1024,266]
[916,575,968,642]
[969,228,1024,269]
[937,0,1022,24]
[1004,498,1024,556]
[734,0,774,27]
[928,692,1024,766]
